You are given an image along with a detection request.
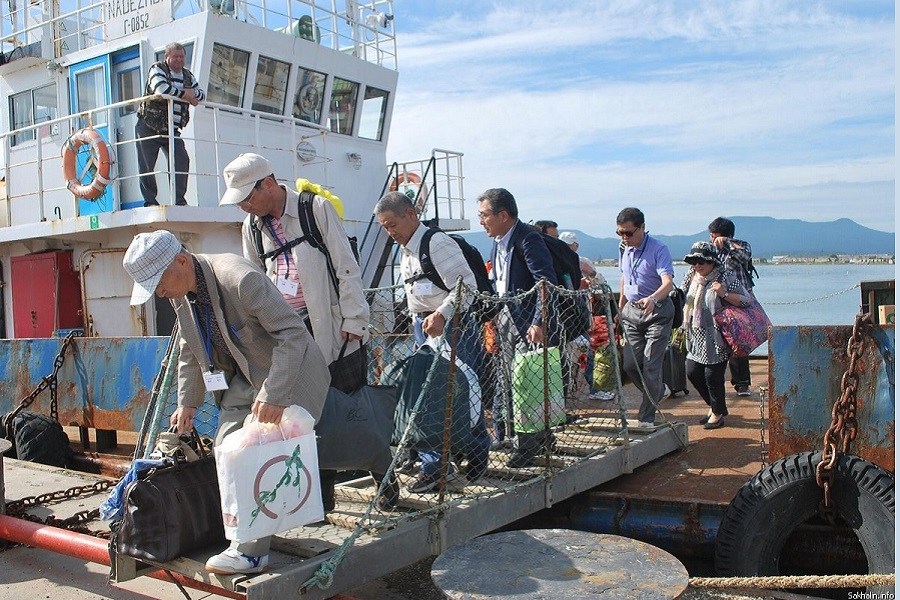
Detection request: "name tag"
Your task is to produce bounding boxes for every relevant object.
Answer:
[412,280,434,296]
[203,370,229,391]
[277,277,299,296]
[624,284,639,298]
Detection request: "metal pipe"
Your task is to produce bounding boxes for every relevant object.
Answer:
[0,514,244,599]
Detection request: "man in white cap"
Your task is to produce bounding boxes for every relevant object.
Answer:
[122,230,330,575]
[219,153,371,511]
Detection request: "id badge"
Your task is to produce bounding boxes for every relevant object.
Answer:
[277,277,299,296]
[412,280,434,296]
[203,370,229,391]
[624,284,639,298]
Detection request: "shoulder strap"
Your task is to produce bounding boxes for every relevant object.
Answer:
[298,191,341,296]
[411,228,450,291]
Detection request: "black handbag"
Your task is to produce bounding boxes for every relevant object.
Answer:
[114,432,225,563]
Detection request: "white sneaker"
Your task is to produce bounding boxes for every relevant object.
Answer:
[661,384,672,401]
[589,390,616,401]
[205,548,269,574]
[637,421,655,428]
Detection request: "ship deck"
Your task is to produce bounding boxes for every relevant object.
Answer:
[2,410,689,599]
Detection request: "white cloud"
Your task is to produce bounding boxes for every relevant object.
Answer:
[387,1,895,235]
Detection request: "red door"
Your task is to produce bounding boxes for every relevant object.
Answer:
[11,251,84,338]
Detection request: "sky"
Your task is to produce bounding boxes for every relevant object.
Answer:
[385,1,896,237]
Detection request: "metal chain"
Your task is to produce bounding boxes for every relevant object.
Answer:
[757,385,769,466]
[2,480,114,545]
[2,330,79,435]
[765,283,860,305]
[815,312,869,524]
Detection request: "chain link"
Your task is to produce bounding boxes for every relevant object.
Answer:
[757,385,769,466]
[814,312,869,524]
[2,480,114,545]
[2,331,79,436]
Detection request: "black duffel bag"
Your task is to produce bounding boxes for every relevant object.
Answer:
[113,434,225,563]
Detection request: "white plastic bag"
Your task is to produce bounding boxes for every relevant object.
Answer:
[216,406,323,542]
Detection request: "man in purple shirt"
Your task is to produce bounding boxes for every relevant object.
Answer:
[616,207,675,426]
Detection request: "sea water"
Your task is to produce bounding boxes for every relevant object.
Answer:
[596,263,896,356]
[596,263,895,326]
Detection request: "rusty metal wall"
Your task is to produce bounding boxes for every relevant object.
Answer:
[0,337,168,433]
[768,325,895,472]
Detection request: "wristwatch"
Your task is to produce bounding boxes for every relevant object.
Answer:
[650,296,661,308]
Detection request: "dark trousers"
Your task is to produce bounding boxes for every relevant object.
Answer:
[728,356,751,388]
[136,119,188,205]
[686,359,728,417]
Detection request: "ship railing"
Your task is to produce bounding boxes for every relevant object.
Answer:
[0,0,396,69]
[393,149,467,227]
[0,92,385,226]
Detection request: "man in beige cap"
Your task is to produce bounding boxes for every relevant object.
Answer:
[219,153,370,510]
[123,230,330,575]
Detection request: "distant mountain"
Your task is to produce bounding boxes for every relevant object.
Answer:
[454,217,895,260]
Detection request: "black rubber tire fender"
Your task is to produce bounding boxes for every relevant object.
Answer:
[13,411,73,468]
[715,451,894,592]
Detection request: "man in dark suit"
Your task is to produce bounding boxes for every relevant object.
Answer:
[478,188,557,468]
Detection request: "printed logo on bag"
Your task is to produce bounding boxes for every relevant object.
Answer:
[250,445,313,523]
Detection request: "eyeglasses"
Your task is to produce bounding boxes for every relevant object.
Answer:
[616,229,638,237]
[477,211,495,220]
[238,179,266,207]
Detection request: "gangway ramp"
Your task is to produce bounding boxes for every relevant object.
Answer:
[4,420,687,599]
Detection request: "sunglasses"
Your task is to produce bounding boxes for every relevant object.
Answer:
[616,229,638,237]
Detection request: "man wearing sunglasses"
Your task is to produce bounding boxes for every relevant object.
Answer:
[615,207,675,427]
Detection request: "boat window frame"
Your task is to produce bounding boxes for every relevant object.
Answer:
[208,42,250,108]
[358,86,389,141]
[292,66,328,125]
[9,83,59,147]
[327,76,360,136]
[251,54,291,116]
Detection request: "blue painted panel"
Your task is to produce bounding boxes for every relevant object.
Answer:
[769,325,894,471]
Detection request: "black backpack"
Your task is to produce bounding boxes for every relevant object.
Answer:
[410,228,497,322]
[249,191,359,296]
[513,232,591,340]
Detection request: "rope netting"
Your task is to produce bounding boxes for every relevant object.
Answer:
[138,278,671,591]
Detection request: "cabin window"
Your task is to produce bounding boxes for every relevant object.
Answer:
[252,56,290,115]
[117,67,142,117]
[154,42,195,68]
[328,77,359,136]
[293,67,326,124]
[208,43,250,107]
[359,87,389,141]
[9,83,58,146]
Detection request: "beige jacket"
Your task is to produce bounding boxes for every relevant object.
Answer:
[173,253,330,422]
[241,187,369,364]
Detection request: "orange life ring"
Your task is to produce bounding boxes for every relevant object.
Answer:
[389,171,429,208]
[61,128,113,200]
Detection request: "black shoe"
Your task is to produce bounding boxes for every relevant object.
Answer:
[699,415,710,425]
[143,200,159,207]
[703,417,725,430]
[396,456,419,475]
[175,200,188,206]
[505,453,535,469]
[374,473,400,511]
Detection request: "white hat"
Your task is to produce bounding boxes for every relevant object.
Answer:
[123,231,182,305]
[559,231,578,246]
[219,153,273,206]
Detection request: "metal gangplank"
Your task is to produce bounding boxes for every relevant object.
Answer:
[0,280,689,599]
[3,417,687,599]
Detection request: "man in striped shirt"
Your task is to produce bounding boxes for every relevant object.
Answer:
[136,42,205,207]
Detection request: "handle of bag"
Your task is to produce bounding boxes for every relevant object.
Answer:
[251,414,290,446]
[336,337,367,385]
